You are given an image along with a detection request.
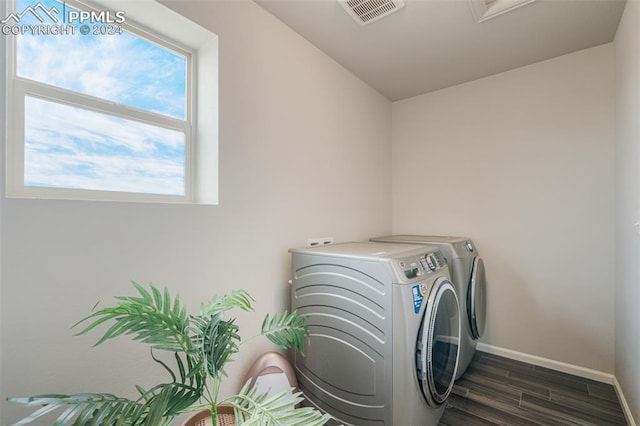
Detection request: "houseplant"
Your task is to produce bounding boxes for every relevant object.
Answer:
[8,282,330,426]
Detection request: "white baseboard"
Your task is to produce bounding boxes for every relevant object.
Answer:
[476,343,614,383]
[613,375,638,426]
[476,343,637,426]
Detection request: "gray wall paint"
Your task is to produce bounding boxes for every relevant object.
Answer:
[0,1,392,423]
[614,0,640,421]
[2,0,639,424]
[0,9,4,422]
[391,44,615,373]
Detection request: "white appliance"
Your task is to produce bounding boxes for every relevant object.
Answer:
[289,242,460,425]
[370,235,487,379]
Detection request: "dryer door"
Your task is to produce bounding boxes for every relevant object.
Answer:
[468,257,487,339]
[416,278,460,407]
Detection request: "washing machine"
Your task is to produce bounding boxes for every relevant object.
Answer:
[370,235,486,379]
[289,242,461,425]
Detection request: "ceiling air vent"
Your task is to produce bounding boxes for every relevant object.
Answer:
[338,0,405,26]
[468,0,536,23]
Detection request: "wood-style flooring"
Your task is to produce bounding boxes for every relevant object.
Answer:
[440,351,628,426]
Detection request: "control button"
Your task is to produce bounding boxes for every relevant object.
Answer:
[419,258,428,270]
[405,268,419,279]
[466,241,474,252]
[426,256,436,271]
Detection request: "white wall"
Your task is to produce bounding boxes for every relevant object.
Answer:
[0,1,391,423]
[2,0,633,423]
[391,45,615,372]
[0,14,4,422]
[614,0,640,421]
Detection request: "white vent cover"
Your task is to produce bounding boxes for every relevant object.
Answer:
[468,0,536,23]
[338,0,405,26]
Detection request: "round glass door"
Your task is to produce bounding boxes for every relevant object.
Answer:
[416,278,460,407]
[468,257,486,339]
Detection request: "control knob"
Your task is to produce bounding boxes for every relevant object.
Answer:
[426,255,436,271]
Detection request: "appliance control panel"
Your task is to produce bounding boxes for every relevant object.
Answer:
[397,251,447,280]
[465,240,475,252]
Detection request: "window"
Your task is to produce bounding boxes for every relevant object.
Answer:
[3,0,219,203]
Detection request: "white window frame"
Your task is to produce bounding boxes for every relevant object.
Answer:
[3,0,219,204]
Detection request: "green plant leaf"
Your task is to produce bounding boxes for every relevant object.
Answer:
[8,383,203,425]
[8,393,153,425]
[261,311,309,356]
[230,382,330,426]
[200,289,255,317]
[73,282,192,354]
[191,315,241,378]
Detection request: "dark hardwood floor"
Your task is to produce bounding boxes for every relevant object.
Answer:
[440,351,628,426]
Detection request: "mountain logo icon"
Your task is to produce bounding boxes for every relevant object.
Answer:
[1,2,60,24]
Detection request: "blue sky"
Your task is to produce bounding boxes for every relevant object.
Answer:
[24,97,185,195]
[15,0,188,196]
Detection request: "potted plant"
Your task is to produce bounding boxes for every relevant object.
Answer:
[8,282,330,426]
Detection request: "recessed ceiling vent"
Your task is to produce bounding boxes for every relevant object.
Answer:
[468,0,536,23]
[338,0,405,26]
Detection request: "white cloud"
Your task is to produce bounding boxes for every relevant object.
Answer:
[16,0,186,119]
[24,97,185,196]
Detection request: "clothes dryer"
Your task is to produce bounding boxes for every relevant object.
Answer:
[370,235,486,379]
[290,242,460,425]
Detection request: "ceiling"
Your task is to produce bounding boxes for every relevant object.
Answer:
[255,0,626,101]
